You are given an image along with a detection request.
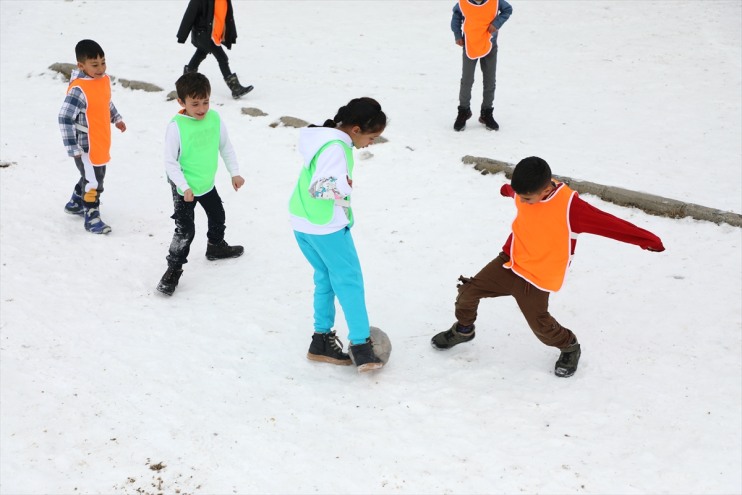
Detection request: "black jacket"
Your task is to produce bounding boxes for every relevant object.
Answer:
[177,0,237,50]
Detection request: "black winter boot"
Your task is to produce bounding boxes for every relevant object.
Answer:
[183,65,197,75]
[156,266,183,296]
[307,331,352,365]
[224,73,253,99]
[554,341,581,377]
[453,106,473,131]
[431,322,476,350]
[205,240,244,260]
[479,107,499,131]
[349,339,384,373]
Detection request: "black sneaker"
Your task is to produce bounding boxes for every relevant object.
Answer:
[453,106,473,131]
[156,266,183,296]
[431,322,476,350]
[206,240,244,260]
[554,342,581,377]
[349,339,384,373]
[307,331,352,366]
[479,107,499,131]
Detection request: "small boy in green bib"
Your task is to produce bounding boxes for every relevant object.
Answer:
[157,72,245,296]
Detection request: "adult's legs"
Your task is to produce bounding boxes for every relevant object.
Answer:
[187,47,209,72]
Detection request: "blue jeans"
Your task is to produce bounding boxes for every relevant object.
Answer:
[294,228,370,345]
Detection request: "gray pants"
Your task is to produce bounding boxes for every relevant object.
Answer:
[458,45,498,111]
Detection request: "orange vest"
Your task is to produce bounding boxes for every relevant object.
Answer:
[212,0,228,45]
[504,183,576,292]
[67,76,112,166]
[459,0,499,60]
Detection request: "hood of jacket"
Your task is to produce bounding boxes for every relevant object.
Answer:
[69,69,96,83]
[298,127,353,168]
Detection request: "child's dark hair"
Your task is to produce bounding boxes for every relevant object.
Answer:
[75,39,105,63]
[175,72,211,101]
[313,97,386,133]
[511,157,553,194]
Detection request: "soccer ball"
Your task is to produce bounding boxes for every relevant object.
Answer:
[370,326,392,364]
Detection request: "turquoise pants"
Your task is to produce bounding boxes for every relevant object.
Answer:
[294,228,370,345]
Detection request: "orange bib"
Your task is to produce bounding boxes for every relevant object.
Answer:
[504,184,576,292]
[212,0,228,45]
[67,76,112,165]
[459,0,499,59]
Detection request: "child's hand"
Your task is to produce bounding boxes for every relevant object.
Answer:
[488,25,498,34]
[232,175,245,191]
[115,121,127,133]
[347,175,353,188]
[455,38,464,47]
[184,189,194,202]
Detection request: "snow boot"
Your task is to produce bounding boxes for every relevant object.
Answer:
[307,330,352,366]
[554,341,581,378]
[156,266,183,296]
[348,339,384,373]
[431,322,475,350]
[64,190,84,216]
[205,239,244,260]
[224,73,253,99]
[453,106,473,131]
[183,65,197,75]
[478,107,499,131]
[83,205,111,234]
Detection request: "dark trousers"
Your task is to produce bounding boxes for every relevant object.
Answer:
[458,45,498,110]
[73,156,106,206]
[188,45,232,78]
[166,182,226,267]
[455,252,576,349]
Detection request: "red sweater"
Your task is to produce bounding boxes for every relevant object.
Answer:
[500,183,665,255]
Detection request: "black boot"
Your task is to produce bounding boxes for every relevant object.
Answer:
[431,322,475,350]
[205,239,244,260]
[554,341,581,377]
[479,107,499,131]
[307,331,352,365]
[224,73,253,99]
[156,266,183,296]
[183,65,197,75]
[453,106,473,131]
[348,339,384,373]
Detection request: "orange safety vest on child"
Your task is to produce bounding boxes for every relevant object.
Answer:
[212,0,228,45]
[459,0,499,60]
[504,183,576,292]
[67,76,112,166]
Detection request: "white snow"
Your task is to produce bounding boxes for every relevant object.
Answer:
[1,1,740,494]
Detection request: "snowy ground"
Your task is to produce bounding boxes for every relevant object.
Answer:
[1,1,741,494]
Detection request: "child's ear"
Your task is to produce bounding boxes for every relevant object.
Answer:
[351,125,361,135]
[76,61,85,71]
[176,98,186,108]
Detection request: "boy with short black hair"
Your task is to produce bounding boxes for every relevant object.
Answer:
[431,156,665,377]
[58,39,127,234]
[157,72,245,296]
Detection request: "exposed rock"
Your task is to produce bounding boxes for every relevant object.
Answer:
[372,136,388,144]
[166,90,178,101]
[273,116,309,128]
[0,161,16,168]
[242,107,268,117]
[48,63,77,82]
[118,79,163,92]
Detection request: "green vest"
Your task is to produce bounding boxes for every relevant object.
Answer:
[172,110,220,196]
[289,140,354,227]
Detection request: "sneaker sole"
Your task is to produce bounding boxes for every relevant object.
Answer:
[205,253,244,261]
[306,353,352,366]
[356,362,384,373]
[478,117,499,131]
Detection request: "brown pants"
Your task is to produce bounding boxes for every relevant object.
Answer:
[455,253,576,349]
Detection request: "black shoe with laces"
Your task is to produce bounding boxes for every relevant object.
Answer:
[156,266,183,296]
[554,341,581,377]
[205,240,244,260]
[307,331,352,366]
[479,107,499,131]
[349,339,384,373]
[453,106,473,131]
[431,322,476,350]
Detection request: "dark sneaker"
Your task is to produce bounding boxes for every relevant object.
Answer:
[64,191,84,216]
[349,339,384,373]
[205,240,244,260]
[555,342,581,377]
[224,73,254,99]
[453,106,473,131]
[431,322,475,350]
[83,206,111,234]
[156,266,183,296]
[479,107,499,131]
[307,331,352,366]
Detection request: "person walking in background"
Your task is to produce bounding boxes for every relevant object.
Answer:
[451,0,513,132]
[177,0,253,99]
[289,98,387,373]
[431,157,665,377]
[157,72,245,296]
[58,39,127,235]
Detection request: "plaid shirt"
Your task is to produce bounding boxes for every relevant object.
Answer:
[58,70,122,157]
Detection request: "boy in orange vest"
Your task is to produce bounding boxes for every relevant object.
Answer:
[451,0,513,132]
[431,157,665,377]
[58,39,127,234]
